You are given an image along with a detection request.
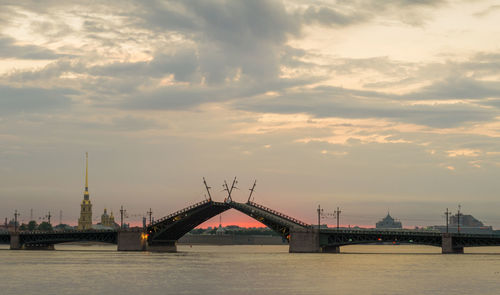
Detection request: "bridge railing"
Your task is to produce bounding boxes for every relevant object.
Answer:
[247,201,309,227]
[151,199,211,226]
[18,229,118,234]
[322,228,443,236]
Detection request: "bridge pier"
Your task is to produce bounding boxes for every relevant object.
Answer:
[10,233,21,250]
[321,245,340,253]
[289,229,320,253]
[148,240,177,252]
[117,231,147,251]
[441,233,464,254]
[10,233,55,250]
[23,244,55,250]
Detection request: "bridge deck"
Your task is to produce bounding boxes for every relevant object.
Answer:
[16,230,118,245]
[152,199,212,227]
[320,228,500,248]
[147,200,230,242]
[246,201,309,228]
[0,233,10,244]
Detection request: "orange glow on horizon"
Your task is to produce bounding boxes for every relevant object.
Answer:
[196,220,268,228]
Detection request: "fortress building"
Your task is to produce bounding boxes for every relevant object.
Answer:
[78,153,93,230]
[431,213,493,234]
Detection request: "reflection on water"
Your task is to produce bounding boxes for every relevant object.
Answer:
[1,244,500,295]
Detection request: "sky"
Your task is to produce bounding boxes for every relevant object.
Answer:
[1,0,500,229]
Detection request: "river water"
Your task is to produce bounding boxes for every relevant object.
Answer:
[1,244,500,295]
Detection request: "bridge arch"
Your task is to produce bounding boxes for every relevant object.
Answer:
[9,230,118,250]
[323,230,442,248]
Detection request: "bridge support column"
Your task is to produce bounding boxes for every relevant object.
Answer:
[321,245,340,253]
[148,240,177,252]
[23,244,55,250]
[289,229,320,253]
[10,233,21,250]
[441,233,464,254]
[118,231,147,251]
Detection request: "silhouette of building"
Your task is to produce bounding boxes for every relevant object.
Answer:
[432,213,493,234]
[101,209,115,227]
[96,208,118,229]
[78,153,92,230]
[450,214,484,227]
[376,213,402,229]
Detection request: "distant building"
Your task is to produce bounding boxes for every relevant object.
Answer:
[450,214,484,227]
[5,219,20,232]
[432,213,493,234]
[54,224,74,231]
[95,208,118,229]
[78,153,92,230]
[100,208,115,227]
[376,213,402,229]
[215,224,226,235]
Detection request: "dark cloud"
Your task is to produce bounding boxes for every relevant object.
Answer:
[382,0,446,6]
[89,49,200,82]
[233,85,496,128]
[118,77,315,110]
[299,0,447,28]
[479,99,500,109]
[0,37,64,60]
[362,0,447,26]
[302,6,368,27]
[1,0,498,129]
[129,0,301,84]
[0,86,74,115]
[403,76,500,100]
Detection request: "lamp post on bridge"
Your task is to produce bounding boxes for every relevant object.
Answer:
[317,205,323,231]
[147,208,153,226]
[14,210,19,233]
[334,207,341,229]
[120,206,127,230]
[317,205,323,250]
[444,208,450,233]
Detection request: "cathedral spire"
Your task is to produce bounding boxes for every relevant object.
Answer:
[84,152,89,200]
[78,152,93,230]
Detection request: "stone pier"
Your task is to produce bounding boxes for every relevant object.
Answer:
[321,245,340,253]
[289,229,320,253]
[147,240,177,252]
[10,233,20,250]
[23,244,55,250]
[117,231,147,251]
[441,233,464,254]
[9,233,55,250]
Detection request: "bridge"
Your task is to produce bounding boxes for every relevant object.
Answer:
[291,228,500,253]
[3,199,500,253]
[146,199,309,251]
[145,199,500,253]
[5,230,118,250]
[0,232,9,244]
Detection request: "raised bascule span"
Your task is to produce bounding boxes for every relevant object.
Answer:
[145,199,309,251]
[146,200,230,252]
[229,201,308,238]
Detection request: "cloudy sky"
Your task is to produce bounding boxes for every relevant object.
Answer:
[1,0,500,228]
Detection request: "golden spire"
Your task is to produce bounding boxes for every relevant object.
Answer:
[84,152,89,199]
